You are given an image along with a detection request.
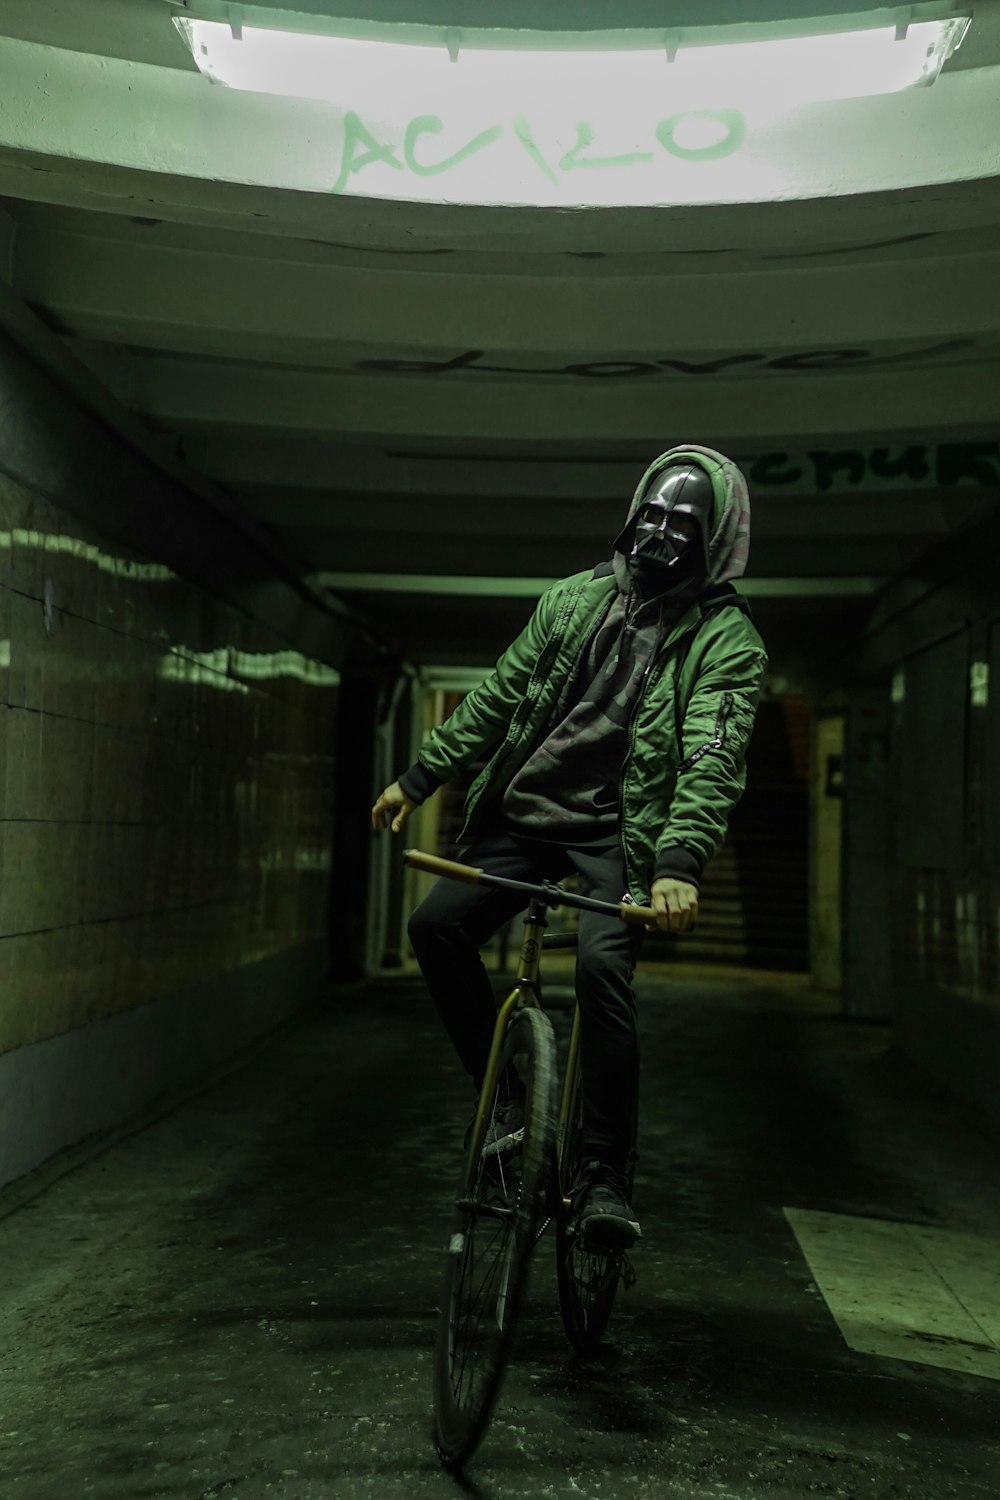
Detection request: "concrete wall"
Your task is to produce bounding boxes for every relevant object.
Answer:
[810,711,843,991]
[888,621,999,1121]
[0,332,344,1190]
[842,503,1000,1123]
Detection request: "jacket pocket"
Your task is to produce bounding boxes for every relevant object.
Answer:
[677,691,733,772]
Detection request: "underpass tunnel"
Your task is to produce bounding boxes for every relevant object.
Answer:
[1,4,999,1495]
[363,515,1000,1117]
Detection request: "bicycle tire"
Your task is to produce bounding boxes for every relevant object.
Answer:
[433,1005,557,1469]
[556,1073,634,1356]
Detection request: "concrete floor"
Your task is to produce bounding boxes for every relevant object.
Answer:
[2,965,999,1499]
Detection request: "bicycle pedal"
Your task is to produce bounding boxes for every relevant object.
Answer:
[482,1126,525,1158]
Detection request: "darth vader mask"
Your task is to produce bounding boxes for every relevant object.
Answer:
[615,463,715,591]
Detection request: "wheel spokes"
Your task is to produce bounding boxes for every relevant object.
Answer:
[450,1161,524,1400]
[433,1007,558,1466]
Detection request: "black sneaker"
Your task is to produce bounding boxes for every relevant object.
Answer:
[574,1161,642,1249]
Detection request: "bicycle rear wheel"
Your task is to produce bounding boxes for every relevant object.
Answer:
[556,1074,635,1356]
[433,1004,557,1469]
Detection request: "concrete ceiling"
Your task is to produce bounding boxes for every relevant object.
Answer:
[0,0,998,684]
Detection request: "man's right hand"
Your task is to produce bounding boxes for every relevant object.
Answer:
[371,780,417,834]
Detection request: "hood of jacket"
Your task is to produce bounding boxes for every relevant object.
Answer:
[612,443,751,595]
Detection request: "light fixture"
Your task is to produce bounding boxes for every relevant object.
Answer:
[166,2,973,205]
[170,4,971,111]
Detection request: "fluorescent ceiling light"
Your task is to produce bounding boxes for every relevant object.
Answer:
[311,572,883,599]
[174,8,971,111]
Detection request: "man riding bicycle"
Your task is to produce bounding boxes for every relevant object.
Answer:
[372,444,766,1251]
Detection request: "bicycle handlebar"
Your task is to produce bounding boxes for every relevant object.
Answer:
[403,848,659,928]
[404,849,485,886]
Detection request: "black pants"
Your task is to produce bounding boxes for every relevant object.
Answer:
[407,828,643,1176]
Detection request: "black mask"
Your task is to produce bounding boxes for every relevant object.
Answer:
[615,464,715,591]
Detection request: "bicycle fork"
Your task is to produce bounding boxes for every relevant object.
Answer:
[462,903,549,1192]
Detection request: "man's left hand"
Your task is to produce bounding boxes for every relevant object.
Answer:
[650,877,699,932]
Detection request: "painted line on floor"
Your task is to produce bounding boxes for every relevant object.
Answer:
[785,1207,1000,1383]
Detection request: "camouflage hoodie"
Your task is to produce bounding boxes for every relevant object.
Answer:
[400,444,767,902]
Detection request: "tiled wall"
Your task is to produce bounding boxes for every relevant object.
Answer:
[0,472,338,1057]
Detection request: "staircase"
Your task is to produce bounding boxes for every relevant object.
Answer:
[651,696,812,971]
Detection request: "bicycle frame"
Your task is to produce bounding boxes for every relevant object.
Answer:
[406,846,657,1465]
[464,897,538,1165]
[404,848,654,1204]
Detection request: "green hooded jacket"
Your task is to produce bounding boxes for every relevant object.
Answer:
[404,445,768,904]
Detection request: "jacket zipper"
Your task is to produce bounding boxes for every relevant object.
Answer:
[618,613,701,782]
[617,605,671,893]
[677,691,734,773]
[461,583,584,837]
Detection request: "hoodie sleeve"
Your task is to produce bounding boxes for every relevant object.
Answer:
[398,585,562,798]
[653,627,767,882]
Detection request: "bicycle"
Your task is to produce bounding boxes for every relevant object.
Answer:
[403,847,658,1470]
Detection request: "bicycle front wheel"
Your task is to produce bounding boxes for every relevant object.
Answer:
[556,1073,635,1356]
[433,1004,557,1469]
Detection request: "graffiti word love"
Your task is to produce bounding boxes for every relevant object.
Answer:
[331,110,745,195]
[357,340,974,382]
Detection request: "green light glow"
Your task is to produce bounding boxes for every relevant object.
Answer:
[311,572,882,599]
[0,530,340,691]
[159,648,341,691]
[0,528,174,581]
[177,14,970,113]
[174,10,970,204]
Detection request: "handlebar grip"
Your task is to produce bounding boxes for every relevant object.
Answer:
[619,901,658,927]
[403,848,484,885]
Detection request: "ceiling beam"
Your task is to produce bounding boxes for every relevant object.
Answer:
[3,150,1000,258]
[183,432,1000,504]
[287,528,928,574]
[129,353,1000,446]
[1,33,999,218]
[241,487,990,537]
[15,224,1000,356]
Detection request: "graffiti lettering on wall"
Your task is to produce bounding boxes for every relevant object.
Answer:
[357,340,975,381]
[332,110,746,194]
[747,444,1000,492]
